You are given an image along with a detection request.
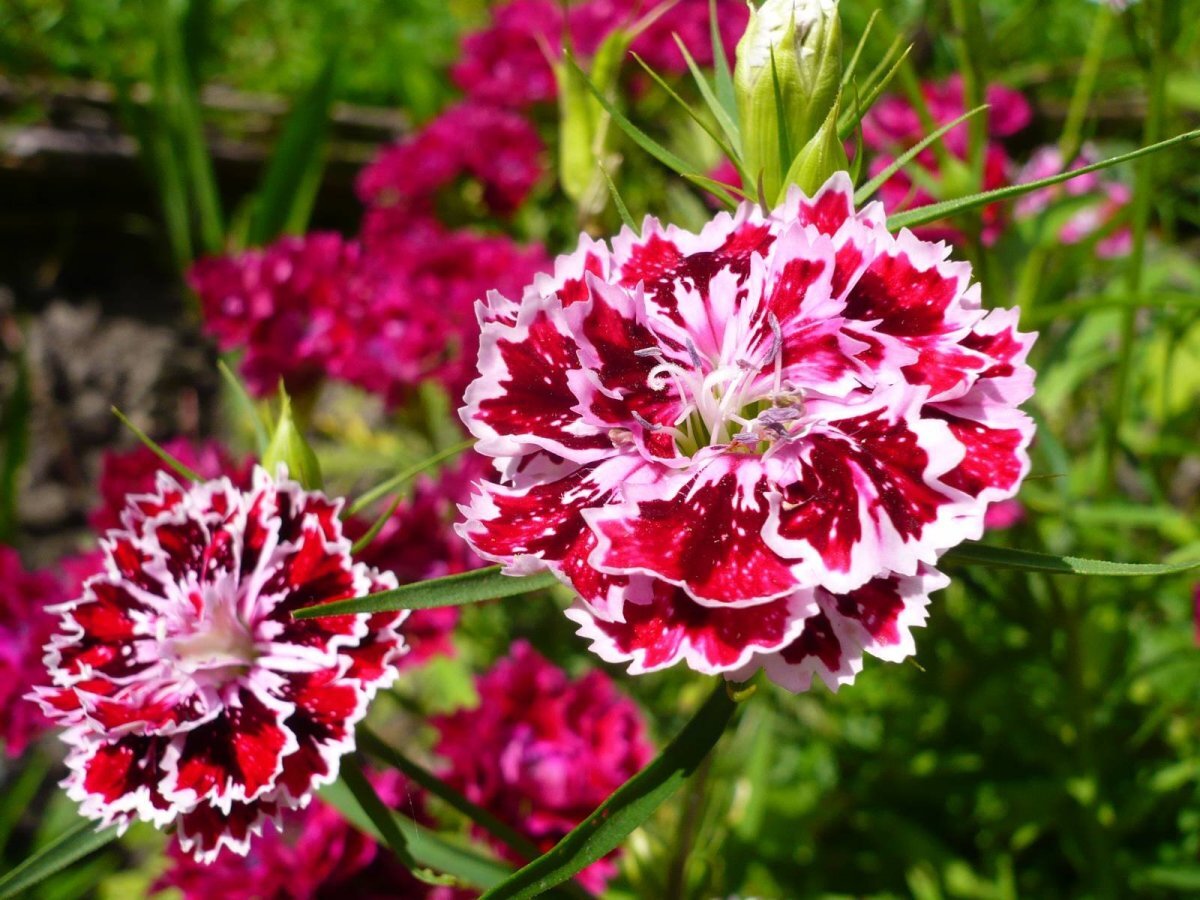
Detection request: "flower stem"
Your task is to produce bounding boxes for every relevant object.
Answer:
[1058,5,1113,165]
[1102,0,1167,495]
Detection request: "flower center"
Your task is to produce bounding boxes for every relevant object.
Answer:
[164,587,258,682]
[636,315,810,456]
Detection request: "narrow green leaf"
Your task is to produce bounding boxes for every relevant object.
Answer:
[683,172,748,207]
[292,566,560,619]
[838,43,913,140]
[155,0,224,254]
[321,781,513,890]
[351,492,403,556]
[941,542,1200,576]
[217,359,270,454]
[359,731,544,869]
[339,759,420,872]
[180,0,215,86]
[111,407,203,482]
[768,47,792,187]
[854,104,990,203]
[480,680,742,899]
[0,819,118,900]
[346,439,475,517]
[673,34,741,157]
[0,351,30,543]
[565,53,697,183]
[630,52,748,186]
[248,53,340,245]
[598,163,639,233]
[841,9,880,90]
[708,0,737,120]
[887,128,1200,231]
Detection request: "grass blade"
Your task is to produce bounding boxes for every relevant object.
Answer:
[110,407,203,482]
[291,566,560,619]
[479,679,743,899]
[217,359,270,454]
[841,9,880,90]
[0,350,30,543]
[708,0,737,120]
[599,162,639,233]
[886,128,1200,232]
[673,34,741,157]
[854,104,990,203]
[0,820,119,900]
[838,42,913,140]
[321,781,513,891]
[247,52,340,245]
[345,439,475,517]
[339,759,420,872]
[941,542,1200,576]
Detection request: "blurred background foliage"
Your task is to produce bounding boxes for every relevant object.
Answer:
[3,0,1200,898]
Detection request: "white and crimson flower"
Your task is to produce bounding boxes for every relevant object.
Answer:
[459,173,1035,692]
[31,467,408,861]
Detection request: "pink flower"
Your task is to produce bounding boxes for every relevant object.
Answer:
[0,547,61,756]
[190,225,548,406]
[31,468,409,861]
[459,174,1036,692]
[357,102,546,219]
[862,76,1031,245]
[452,0,747,108]
[92,439,252,533]
[983,499,1025,531]
[432,641,652,892]
[189,233,360,396]
[1015,145,1132,258]
[155,772,424,899]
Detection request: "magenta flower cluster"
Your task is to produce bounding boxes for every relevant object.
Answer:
[0,547,61,758]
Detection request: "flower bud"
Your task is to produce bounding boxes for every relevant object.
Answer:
[777,97,847,202]
[734,0,842,201]
[263,389,322,489]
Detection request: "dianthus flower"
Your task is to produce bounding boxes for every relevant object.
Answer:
[91,438,252,532]
[356,102,546,219]
[862,76,1032,245]
[31,468,408,861]
[459,174,1036,692]
[156,771,426,900]
[1014,145,1132,258]
[189,233,359,396]
[432,641,652,892]
[0,547,61,756]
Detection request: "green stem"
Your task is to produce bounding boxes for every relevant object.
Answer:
[1102,0,1167,495]
[1058,6,1113,164]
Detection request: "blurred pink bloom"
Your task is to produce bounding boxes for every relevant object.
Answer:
[91,438,252,533]
[156,772,430,899]
[983,499,1025,531]
[0,547,61,757]
[1015,145,1132,258]
[191,225,548,406]
[432,641,653,892]
[452,0,747,109]
[357,102,546,218]
[862,76,1031,245]
[189,233,360,396]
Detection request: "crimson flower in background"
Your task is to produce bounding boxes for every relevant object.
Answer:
[432,641,652,892]
[156,771,427,899]
[861,75,1032,245]
[459,174,1036,692]
[452,0,748,109]
[0,547,62,757]
[190,223,547,406]
[31,468,408,861]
